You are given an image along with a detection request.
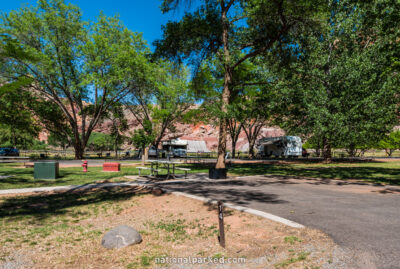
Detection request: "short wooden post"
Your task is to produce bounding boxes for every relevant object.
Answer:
[218,201,225,248]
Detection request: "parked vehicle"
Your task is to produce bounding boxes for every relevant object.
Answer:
[148,147,165,157]
[0,147,20,156]
[172,148,187,157]
[256,136,302,158]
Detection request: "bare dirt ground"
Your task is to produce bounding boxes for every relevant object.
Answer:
[0,186,353,269]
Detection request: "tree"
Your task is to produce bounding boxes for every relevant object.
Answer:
[270,0,399,160]
[378,131,400,157]
[0,0,150,159]
[87,132,113,153]
[127,61,193,156]
[108,103,128,158]
[47,131,71,150]
[226,106,243,159]
[155,0,327,169]
[0,86,40,149]
[239,89,270,159]
[131,120,155,164]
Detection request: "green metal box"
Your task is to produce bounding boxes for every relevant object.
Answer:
[34,162,59,180]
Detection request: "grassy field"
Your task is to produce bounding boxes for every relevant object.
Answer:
[228,160,400,185]
[0,187,346,268]
[1,159,399,190]
[0,163,208,190]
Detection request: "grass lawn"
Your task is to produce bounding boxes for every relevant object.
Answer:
[0,163,206,190]
[0,187,348,268]
[228,160,400,185]
[1,159,399,190]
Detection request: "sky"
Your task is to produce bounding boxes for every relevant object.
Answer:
[0,0,190,51]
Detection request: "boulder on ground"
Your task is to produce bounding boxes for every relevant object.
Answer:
[101,225,142,249]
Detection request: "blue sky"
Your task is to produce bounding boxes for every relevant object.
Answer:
[0,0,190,50]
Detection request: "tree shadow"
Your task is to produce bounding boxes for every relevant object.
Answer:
[0,185,150,220]
[227,164,400,185]
[155,181,287,206]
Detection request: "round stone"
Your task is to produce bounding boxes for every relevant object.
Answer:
[101,225,142,249]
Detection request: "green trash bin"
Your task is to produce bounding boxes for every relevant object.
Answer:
[34,162,59,180]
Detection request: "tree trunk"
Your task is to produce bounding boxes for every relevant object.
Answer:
[141,147,146,165]
[249,140,256,159]
[315,146,320,157]
[74,143,84,160]
[232,140,236,159]
[216,4,231,169]
[144,147,149,161]
[346,144,357,157]
[216,118,228,168]
[322,139,332,161]
[114,135,118,159]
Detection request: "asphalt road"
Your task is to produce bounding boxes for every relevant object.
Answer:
[156,175,400,269]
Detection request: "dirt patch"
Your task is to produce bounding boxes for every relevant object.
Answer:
[0,187,352,268]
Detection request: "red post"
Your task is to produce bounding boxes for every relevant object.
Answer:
[82,160,88,172]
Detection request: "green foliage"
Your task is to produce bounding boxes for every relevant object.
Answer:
[378,131,400,157]
[87,133,113,152]
[271,0,399,158]
[29,140,48,150]
[131,120,155,151]
[0,85,41,148]
[107,103,128,154]
[155,0,327,67]
[127,62,193,147]
[0,0,151,159]
[47,131,71,150]
[155,0,327,167]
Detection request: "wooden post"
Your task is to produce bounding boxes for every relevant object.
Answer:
[218,201,225,248]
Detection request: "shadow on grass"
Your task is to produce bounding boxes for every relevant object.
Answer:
[226,164,400,185]
[0,185,150,220]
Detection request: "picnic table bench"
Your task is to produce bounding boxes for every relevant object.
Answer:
[175,167,191,178]
[137,166,160,176]
[144,160,191,179]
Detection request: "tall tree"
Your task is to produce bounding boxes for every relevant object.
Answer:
[131,119,155,164]
[155,0,326,169]
[108,103,128,158]
[127,62,193,156]
[0,0,150,159]
[271,0,399,160]
[378,131,400,157]
[0,84,40,148]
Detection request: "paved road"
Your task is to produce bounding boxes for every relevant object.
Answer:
[155,175,400,269]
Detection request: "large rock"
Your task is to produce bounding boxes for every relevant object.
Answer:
[101,225,142,249]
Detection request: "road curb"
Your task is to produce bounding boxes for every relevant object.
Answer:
[163,190,305,229]
[0,178,306,229]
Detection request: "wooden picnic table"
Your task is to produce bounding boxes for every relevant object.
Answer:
[146,160,183,179]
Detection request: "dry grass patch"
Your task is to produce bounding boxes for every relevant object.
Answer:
[0,187,346,268]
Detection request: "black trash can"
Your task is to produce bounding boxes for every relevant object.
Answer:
[209,168,227,179]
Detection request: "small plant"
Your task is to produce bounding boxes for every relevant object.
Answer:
[212,253,224,259]
[284,236,302,245]
[140,255,151,266]
[148,219,188,242]
[274,252,310,268]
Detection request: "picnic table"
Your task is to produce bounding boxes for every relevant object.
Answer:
[141,160,190,179]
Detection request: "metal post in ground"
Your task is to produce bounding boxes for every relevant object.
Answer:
[218,201,225,248]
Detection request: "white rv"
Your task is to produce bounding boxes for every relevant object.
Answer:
[257,136,302,158]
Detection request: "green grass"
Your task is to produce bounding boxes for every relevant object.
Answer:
[228,161,400,185]
[0,163,206,190]
[1,159,400,190]
[284,236,302,245]
[274,252,310,268]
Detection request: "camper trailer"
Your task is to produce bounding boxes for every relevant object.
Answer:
[257,136,302,158]
[162,138,210,157]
